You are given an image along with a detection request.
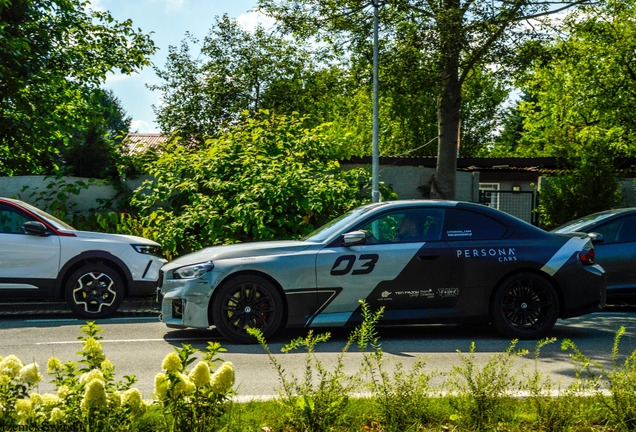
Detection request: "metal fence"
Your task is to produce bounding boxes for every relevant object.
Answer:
[479,190,539,226]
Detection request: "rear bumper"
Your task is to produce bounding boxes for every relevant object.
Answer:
[555,263,606,318]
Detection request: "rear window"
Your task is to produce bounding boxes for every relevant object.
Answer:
[443,209,508,240]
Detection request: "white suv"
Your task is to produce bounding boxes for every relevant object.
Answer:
[0,197,166,318]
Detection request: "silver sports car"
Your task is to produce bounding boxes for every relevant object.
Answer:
[158,200,606,343]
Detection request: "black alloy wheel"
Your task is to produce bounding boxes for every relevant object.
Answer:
[65,263,125,319]
[491,272,560,339]
[211,275,284,344]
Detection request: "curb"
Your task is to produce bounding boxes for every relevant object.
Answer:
[0,298,160,317]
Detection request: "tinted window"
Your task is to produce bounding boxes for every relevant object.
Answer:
[356,208,445,244]
[594,215,636,244]
[0,205,30,234]
[443,209,508,240]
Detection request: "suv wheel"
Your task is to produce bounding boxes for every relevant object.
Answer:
[65,263,125,319]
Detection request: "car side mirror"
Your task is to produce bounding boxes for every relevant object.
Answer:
[23,221,49,236]
[342,231,366,246]
[588,232,604,244]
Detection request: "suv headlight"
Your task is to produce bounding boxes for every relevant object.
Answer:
[133,244,162,257]
[171,261,214,279]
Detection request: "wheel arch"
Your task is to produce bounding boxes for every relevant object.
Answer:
[489,268,565,318]
[207,269,288,327]
[56,251,132,299]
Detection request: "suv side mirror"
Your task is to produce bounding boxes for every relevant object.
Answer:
[342,231,366,246]
[588,232,604,244]
[23,221,49,236]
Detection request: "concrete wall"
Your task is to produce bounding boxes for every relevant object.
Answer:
[0,169,483,216]
[341,164,480,202]
[0,175,149,213]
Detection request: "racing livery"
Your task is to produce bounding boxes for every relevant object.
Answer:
[158,200,606,343]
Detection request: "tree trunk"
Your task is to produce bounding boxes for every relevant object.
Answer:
[431,1,462,200]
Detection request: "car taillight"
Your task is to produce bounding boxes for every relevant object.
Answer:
[579,248,596,265]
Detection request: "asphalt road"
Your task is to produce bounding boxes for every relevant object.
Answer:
[1,307,636,401]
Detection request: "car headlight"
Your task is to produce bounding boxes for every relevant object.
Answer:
[171,262,214,279]
[133,244,162,256]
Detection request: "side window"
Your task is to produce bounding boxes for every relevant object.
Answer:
[356,208,445,244]
[0,205,30,234]
[617,216,636,242]
[443,209,508,240]
[591,219,622,243]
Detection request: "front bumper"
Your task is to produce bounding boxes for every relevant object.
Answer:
[158,270,228,329]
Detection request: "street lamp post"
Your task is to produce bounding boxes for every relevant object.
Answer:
[371,0,380,203]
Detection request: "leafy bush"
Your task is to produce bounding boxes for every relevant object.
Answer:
[537,145,622,230]
[154,343,233,432]
[446,340,528,430]
[131,111,392,257]
[0,322,235,432]
[563,326,636,431]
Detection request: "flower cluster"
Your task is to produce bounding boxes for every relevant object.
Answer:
[2,324,232,430]
[153,343,233,430]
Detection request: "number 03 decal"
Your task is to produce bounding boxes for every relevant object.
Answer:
[330,254,379,276]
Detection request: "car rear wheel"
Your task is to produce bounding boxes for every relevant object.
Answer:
[65,264,125,319]
[491,272,560,339]
[211,275,284,344]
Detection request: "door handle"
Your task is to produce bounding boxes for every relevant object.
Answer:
[417,254,441,261]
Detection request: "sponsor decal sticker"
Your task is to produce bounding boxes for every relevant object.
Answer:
[437,287,460,297]
[378,290,393,301]
[394,290,421,298]
[447,230,473,237]
[456,247,517,262]
[420,289,435,299]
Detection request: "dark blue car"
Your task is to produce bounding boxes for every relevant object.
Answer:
[552,208,636,301]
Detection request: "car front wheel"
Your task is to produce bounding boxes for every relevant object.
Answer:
[211,275,284,344]
[490,272,560,339]
[65,264,125,319]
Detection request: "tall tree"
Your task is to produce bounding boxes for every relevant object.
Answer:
[151,15,315,141]
[510,0,636,159]
[259,0,594,199]
[61,89,132,179]
[0,0,156,176]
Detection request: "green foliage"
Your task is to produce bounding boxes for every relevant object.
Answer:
[446,340,528,430]
[61,89,133,179]
[356,302,437,432]
[151,15,316,141]
[0,0,156,176]
[5,319,636,430]
[0,322,234,432]
[510,0,636,160]
[248,326,357,432]
[131,111,384,257]
[563,326,636,431]
[523,337,582,431]
[154,343,232,432]
[1,321,145,431]
[247,301,386,432]
[537,149,622,229]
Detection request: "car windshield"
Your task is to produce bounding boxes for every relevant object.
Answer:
[15,200,75,231]
[303,205,379,242]
[551,211,618,234]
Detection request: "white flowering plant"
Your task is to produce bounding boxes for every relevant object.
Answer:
[154,342,234,432]
[2,322,149,431]
[0,354,43,428]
